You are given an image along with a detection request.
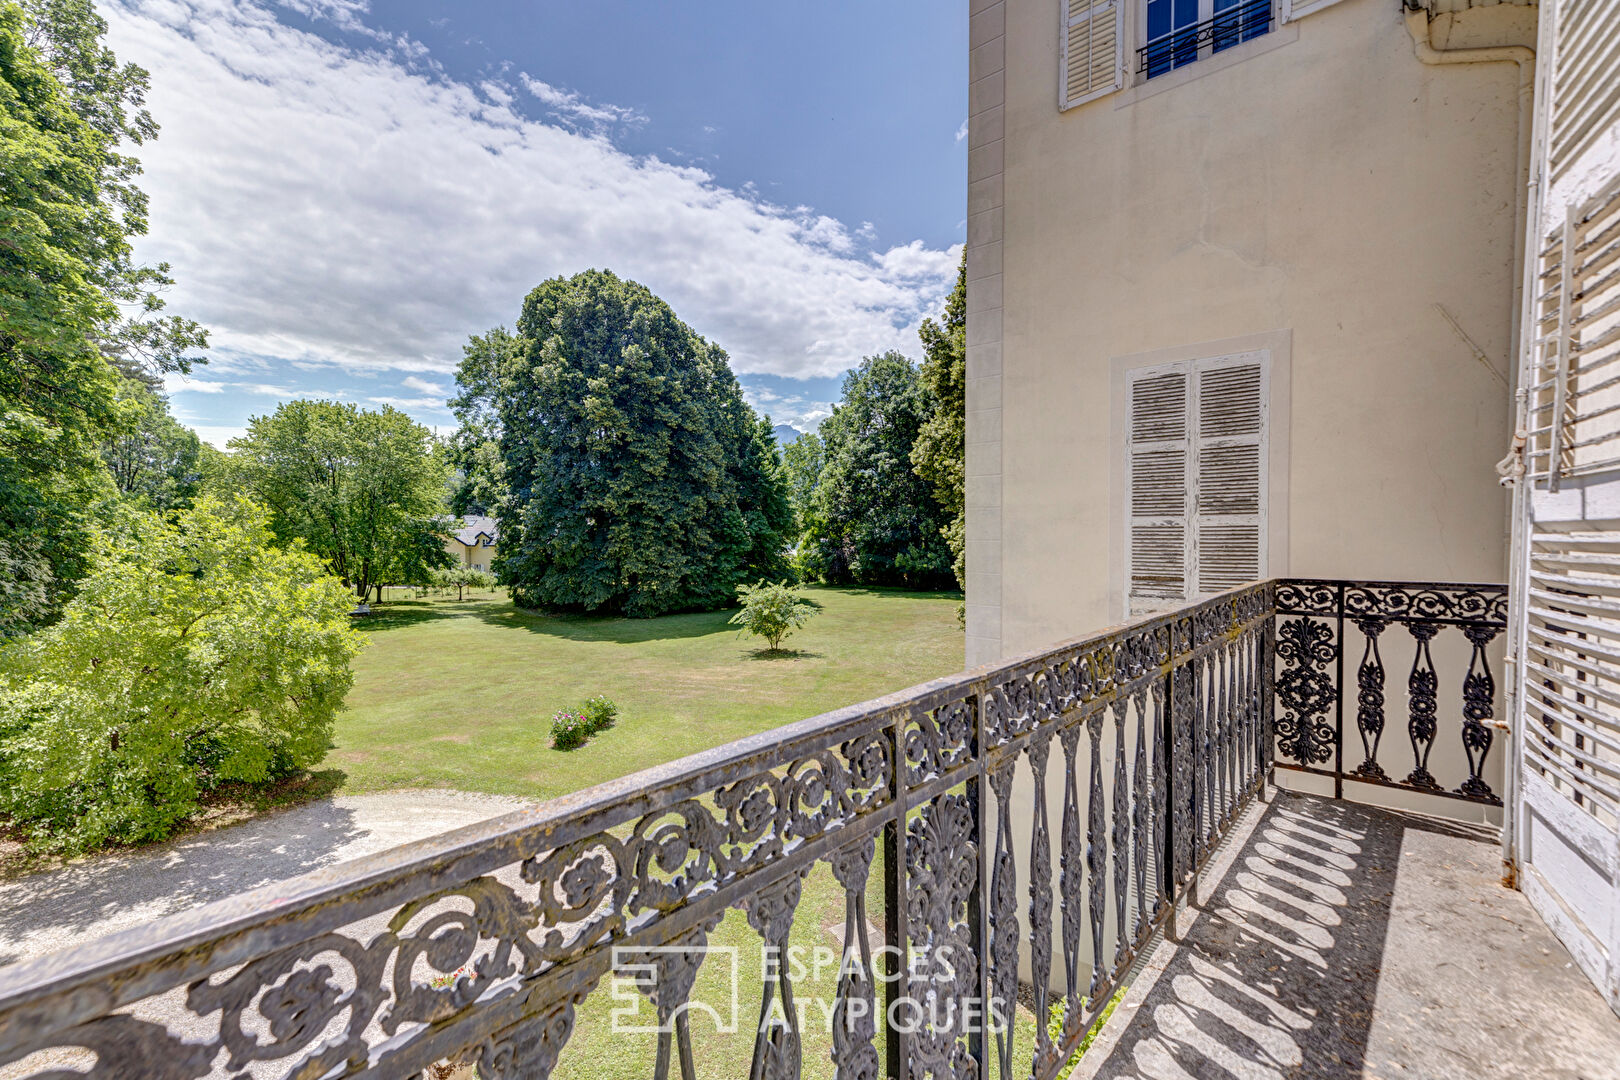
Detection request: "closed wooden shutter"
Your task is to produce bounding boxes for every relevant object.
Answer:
[1551,0,1620,185]
[1062,0,1124,111]
[1128,370,1191,609]
[1126,354,1268,614]
[1195,357,1267,592]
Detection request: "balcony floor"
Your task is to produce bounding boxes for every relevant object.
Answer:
[1076,791,1620,1080]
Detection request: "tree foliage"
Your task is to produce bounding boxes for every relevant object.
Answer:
[0,0,205,636]
[729,580,817,652]
[912,255,966,593]
[216,400,453,599]
[799,352,954,588]
[446,325,516,516]
[492,269,793,617]
[779,429,824,543]
[100,376,207,510]
[0,497,362,852]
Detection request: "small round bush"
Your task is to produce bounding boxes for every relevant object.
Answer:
[550,709,589,750]
[581,695,618,733]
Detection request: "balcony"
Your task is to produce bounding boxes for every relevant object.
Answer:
[1,580,1617,1079]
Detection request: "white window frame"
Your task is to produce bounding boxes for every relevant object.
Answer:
[1110,331,1292,620]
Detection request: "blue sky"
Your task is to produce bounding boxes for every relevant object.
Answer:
[101,0,967,444]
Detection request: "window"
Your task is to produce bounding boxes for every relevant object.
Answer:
[1141,0,1272,79]
[1125,352,1268,615]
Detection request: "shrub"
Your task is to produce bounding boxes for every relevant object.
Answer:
[0,497,363,853]
[550,709,589,750]
[729,580,817,651]
[581,695,618,733]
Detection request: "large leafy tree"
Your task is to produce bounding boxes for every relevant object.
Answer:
[217,400,453,599]
[446,325,516,516]
[0,497,362,852]
[493,269,792,617]
[802,352,954,588]
[0,0,206,637]
[912,255,966,592]
[780,430,824,543]
[100,376,207,510]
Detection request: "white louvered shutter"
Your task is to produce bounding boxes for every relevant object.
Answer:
[1194,356,1267,592]
[1061,0,1124,111]
[1128,369,1191,612]
[1279,0,1350,25]
[1126,353,1268,615]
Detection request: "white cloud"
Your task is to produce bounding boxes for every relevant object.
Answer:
[189,424,248,449]
[103,0,959,387]
[368,394,451,412]
[164,374,228,394]
[954,118,968,142]
[402,374,449,396]
[518,73,645,130]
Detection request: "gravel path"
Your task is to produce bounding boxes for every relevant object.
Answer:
[0,789,533,970]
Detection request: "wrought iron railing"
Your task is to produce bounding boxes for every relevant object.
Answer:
[1137,0,1273,77]
[1272,580,1510,806]
[0,583,1275,1080]
[0,578,1506,1080]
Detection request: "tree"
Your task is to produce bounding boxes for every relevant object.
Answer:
[0,1,206,636]
[218,400,453,599]
[729,580,817,652]
[780,430,824,544]
[0,497,362,852]
[801,352,954,588]
[447,326,517,516]
[495,269,793,617]
[912,255,966,594]
[100,376,205,510]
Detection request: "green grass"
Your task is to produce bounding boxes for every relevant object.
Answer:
[335,585,964,799]
[336,587,1126,1080]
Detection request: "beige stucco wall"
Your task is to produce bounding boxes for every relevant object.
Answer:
[967,0,1531,666]
[444,539,497,572]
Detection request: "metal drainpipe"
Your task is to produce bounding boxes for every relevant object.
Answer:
[1403,4,1538,885]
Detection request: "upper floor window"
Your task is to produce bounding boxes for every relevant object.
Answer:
[1141,0,1272,79]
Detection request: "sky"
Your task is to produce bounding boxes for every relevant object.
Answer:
[99,0,968,446]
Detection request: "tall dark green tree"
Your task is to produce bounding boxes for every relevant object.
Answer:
[0,0,206,637]
[911,254,966,592]
[495,269,792,617]
[216,400,452,599]
[801,352,954,588]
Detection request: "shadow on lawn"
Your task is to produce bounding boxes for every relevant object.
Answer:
[479,604,734,644]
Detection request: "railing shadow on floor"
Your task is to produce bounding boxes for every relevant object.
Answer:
[1076,792,1501,1080]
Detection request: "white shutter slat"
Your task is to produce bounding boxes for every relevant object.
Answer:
[1194,355,1267,595]
[1127,368,1191,612]
[1197,523,1262,592]
[1132,524,1188,600]
[1061,0,1123,111]
[1197,443,1262,515]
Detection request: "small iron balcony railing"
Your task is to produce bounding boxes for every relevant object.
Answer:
[1138,0,1274,77]
[0,578,1507,1080]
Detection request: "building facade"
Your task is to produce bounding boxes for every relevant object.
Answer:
[445,514,498,573]
[966,0,1536,666]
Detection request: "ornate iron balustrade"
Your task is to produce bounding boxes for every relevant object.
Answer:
[1273,579,1510,805]
[0,583,1275,1080]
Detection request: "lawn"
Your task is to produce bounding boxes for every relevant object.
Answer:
[335,585,964,799]
[335,588,1116,1080]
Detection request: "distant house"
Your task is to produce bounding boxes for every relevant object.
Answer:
[445,514,498,572]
